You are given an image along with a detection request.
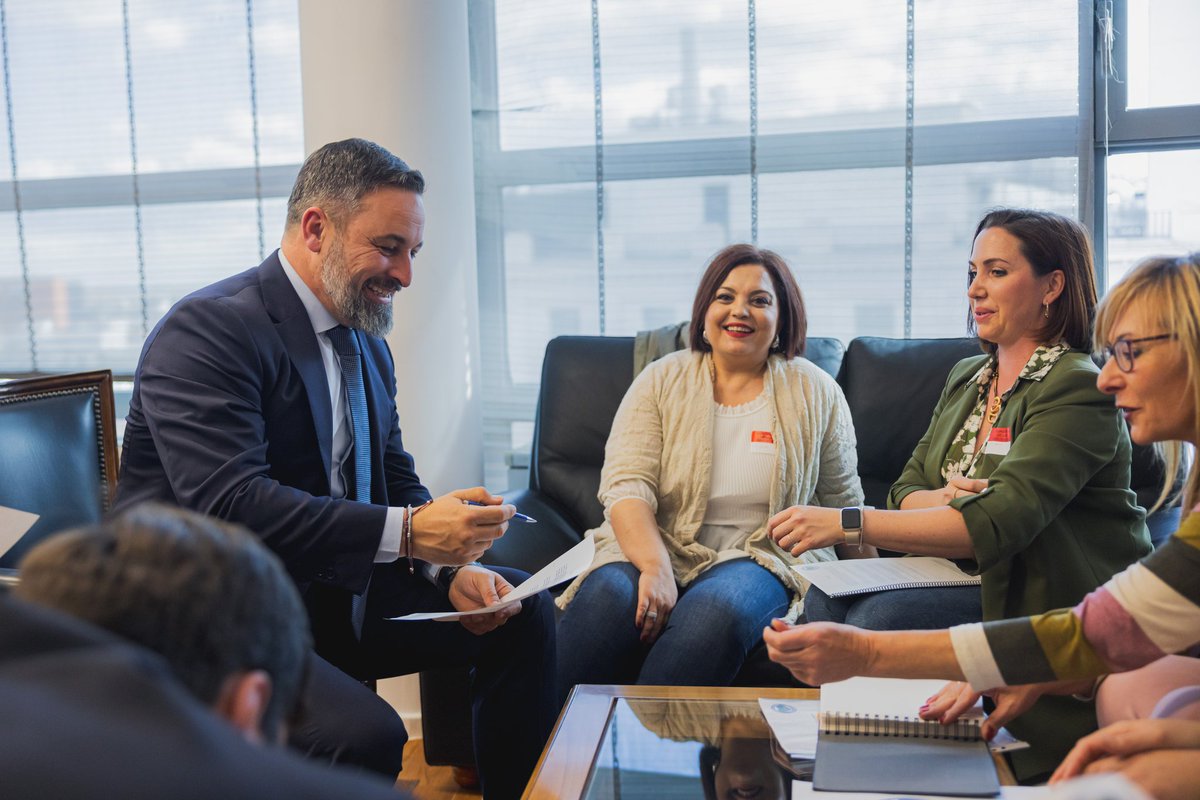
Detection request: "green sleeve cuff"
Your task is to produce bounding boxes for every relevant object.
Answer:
[888,484,921,510]
[951,488,1000,572]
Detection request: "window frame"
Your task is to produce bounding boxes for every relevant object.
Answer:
[1091,0,1200,279]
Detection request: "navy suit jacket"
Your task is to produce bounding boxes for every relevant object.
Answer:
[0,595,405,800]
[115,252,433,601]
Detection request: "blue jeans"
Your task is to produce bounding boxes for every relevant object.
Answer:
[802,584,982,630]
[557,559,790,703]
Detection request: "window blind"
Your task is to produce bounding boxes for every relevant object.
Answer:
[0,0,303,375]
[470,0,1085,488]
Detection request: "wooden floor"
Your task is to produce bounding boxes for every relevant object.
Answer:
[395,739,483,800]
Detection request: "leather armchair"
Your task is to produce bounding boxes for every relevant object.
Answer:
[0,371,118,578]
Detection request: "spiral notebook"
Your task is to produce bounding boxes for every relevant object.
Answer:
[796,556,980,598]
[813,677,1000,797]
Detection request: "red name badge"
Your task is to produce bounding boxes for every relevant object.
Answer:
[751,431,774,444]
[989,427,1011,442]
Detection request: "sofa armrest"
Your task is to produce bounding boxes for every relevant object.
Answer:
[480,488,585,575]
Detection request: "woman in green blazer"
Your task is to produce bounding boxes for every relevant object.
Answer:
[770,208,1151,778]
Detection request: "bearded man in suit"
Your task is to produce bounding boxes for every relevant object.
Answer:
[114,137,557,800]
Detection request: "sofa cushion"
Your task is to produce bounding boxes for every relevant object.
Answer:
[803,336,845,379]
[530,336,635,533]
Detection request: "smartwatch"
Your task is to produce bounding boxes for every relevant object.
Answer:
[840,507,864,551]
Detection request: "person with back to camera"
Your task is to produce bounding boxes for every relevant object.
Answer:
[763,253,1200,800]
[764,208,1153,778]
[555,243,869,701]
[2,502,406,799]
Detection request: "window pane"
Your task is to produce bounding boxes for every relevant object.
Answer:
[759,168,905,343]
[915,0,1078,124]
[758,0,906,135]
[142,197,288,325]
[5,2,132,179]
[501,183,598,384]
[19,206,143,372]
[1107,150,1200,288]
[0,0,302,376]
[247,0,305,165]
[603,175,752,332]
[0,212,31,372]
[494,0,594,151]
[1126,0,1200,110]
[129,0,303,172]
[598,1,749,145]
[912,158,1078,338]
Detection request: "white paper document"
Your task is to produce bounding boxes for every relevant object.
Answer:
[795,556,980,598]
[389,535,595,622]
[0,504,38,558]
[759,697,821,759]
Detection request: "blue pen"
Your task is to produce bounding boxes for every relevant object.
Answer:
[464,499,537,523]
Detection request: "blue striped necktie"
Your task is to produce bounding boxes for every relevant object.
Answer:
[326,325,371,636]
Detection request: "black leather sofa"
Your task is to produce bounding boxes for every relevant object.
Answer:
[420,335,1179,770]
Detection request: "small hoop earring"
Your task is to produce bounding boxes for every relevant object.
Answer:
[701,329,710,344]
[771,334,781,351]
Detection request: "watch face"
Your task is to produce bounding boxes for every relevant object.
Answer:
[841,507,862,529]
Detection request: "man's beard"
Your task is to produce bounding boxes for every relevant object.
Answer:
[318,237,397,338]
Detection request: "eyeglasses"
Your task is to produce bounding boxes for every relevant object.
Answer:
[1103,334,1176,373]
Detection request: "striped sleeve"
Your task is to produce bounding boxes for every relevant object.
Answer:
[956,512,1200,689]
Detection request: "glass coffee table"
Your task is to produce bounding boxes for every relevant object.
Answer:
[522,684,1015,800]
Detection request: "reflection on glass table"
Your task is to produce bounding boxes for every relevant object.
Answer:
[583,698,809,800]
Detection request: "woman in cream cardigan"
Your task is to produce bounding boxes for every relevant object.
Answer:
[556,243,867,700]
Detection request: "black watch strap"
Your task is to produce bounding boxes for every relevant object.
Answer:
[436,566,462,593]
[436,562,480,592]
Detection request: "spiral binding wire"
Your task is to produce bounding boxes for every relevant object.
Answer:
[818,711,983,741]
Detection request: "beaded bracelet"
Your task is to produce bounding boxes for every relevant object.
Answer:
[405,499,434,574]
[403,504,414,574]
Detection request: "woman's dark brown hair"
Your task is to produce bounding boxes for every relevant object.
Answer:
[969,208,1098,353]
[689,243,807,360]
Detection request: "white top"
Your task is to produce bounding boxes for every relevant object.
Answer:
[696,393,775,560]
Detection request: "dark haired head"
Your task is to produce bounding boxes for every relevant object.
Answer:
[286,137,424,228]
[689,243,807,360]
[15,504,310,739]
[968,208,1097,353]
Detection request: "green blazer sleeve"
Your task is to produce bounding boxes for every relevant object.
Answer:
[887,356,986,510]
[949,354,1130,572]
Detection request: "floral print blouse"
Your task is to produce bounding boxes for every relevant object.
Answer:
[940,341,1071,482]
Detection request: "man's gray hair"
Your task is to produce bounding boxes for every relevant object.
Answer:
[286,137,425,227]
